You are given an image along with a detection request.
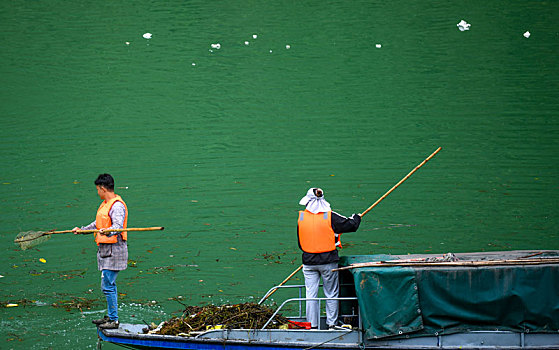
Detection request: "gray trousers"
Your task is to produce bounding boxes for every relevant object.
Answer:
[303,263,339,327]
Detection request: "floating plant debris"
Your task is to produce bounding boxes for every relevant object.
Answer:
[152,302,288,336]
[51,296,99,311]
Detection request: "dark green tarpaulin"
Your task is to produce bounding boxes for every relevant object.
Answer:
[339,254,559,340]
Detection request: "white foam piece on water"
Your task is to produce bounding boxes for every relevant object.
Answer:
[253,34,257,39]
[80,309,107,315]
[376,44,382,48]
[523,31,531,38]
[143,33,152,39]
[286,44,291,49]
[245,41,249,45]
[457,19,471,31]
[211,43,221,49]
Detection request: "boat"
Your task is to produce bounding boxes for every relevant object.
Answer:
[97,250,559,349]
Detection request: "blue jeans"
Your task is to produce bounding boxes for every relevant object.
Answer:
[101,270,119,321]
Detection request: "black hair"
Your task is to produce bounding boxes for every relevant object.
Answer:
[94,173,115,191]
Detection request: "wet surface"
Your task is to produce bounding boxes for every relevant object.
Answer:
[1,0,558,348]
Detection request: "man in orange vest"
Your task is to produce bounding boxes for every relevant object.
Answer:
[73,173,128,330]
[298,188,361,329]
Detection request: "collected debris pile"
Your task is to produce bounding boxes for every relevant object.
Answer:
[153,302,289,336]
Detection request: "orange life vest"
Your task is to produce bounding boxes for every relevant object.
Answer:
[298,210,338,253]
[95,195,128,245]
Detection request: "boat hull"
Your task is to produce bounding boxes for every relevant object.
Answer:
[98,324,559,350]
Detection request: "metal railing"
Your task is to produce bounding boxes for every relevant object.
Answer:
[259,283,359,330]
[260,283,358,319]
[261,296,359,330]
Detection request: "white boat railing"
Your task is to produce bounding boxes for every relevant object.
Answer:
[259,283,356,315]
[261,296,359,330]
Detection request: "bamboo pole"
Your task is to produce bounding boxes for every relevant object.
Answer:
[361,147,442,217]
[259,265,303,304]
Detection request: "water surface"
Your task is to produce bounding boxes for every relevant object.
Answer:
[1,0,558,348]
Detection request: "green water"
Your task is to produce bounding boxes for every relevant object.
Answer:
[1,0,558,348]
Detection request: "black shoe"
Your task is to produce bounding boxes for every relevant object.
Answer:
[92,316,109,325]
[98,320,119,329]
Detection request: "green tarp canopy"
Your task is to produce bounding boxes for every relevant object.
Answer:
[339,252,559,340]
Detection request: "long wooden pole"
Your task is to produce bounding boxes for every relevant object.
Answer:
[14,227,165,244]
[53,227,164,235]
[361,147,442,217]
[259,264,303,304]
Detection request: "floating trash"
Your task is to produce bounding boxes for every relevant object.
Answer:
[39,258,46,263]
[192,63,196,66]
[253,34,258,39]
[269,49,273,53]
[457,20,471,31]
[143,33,152,39]
[150,303,289,335]
[211,43,221,49]
[523,31,531,38]
[125,42,130,45]
[245,41,249,45]
[375,44,382,48]
[6,303,18,308]
[285,44,291,49]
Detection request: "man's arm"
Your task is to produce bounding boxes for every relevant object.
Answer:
[331,211,361,233]
[104,201,126,237]
[73,221,96,234]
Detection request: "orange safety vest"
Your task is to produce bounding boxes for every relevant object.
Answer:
[298,210,339,253]
[94,195,128,245]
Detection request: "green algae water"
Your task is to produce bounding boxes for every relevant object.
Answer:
[1,0,558,348]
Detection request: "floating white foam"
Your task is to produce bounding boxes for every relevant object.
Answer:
[523,31,531,38]
[245,41,249,45]
[457,20,471,31]
[286,44,291,49]
[211,43,221,49]
[143,33,152,39]
[376,44,382,48]
[253,34,257,39]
